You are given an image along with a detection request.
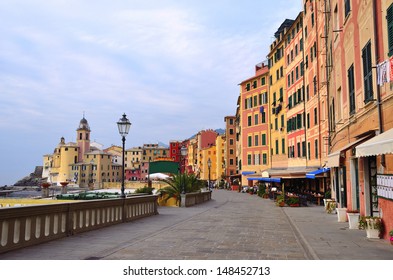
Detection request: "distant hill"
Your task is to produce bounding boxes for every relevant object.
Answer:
[188,128,225,139]
[157,141,169,148]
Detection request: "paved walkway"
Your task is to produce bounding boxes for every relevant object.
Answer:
[1,190,392,260]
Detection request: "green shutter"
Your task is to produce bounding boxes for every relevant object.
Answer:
[387,4,393,56]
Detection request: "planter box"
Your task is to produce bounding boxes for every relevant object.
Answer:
[347,213,360,229]
[337,208,348,222]
[366,228,380,239]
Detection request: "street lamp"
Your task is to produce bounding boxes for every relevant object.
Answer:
[117,113,131,198]
[207,158,212,191]
[180,145,188,194]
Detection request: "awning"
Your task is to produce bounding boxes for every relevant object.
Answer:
[326,135,371,167]
[247,177,281,183]
[242,171,256,175]
[356,128,393,157]
[306,168,330,179]
[326,151,340,167]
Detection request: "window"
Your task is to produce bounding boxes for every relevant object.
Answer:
[261,77,266,85]
[229,139,234,145]
[282,138,285,154]
[308,142,311,160]
[281,114,284,128]
[230,149,234,155]
[275,140,279,155]
[253,80,257,88]
[262,134,266,145]
[362,41,373,102]
[248,136,252,147]
[229,128,234,135]
[297,142,301,157]
[311,12,315,27]
[261,112,266,123]
[229,118,233,125]
[315,139,319,159]
[344,0,351,18]
[275,118,278,130]
[314,107,318,125]
[348,64,355,115]
[262,154,267,165]
[307,113,310,128]
[302,141,306,157]
[248,154,252,165]
[248,116,252,126]
[253,95,257,106]
[254,135,259,146]
[387,4,393,56]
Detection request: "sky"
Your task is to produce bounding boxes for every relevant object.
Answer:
[0,0,301,186]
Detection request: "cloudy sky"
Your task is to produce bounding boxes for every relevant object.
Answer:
[0,0,301,185]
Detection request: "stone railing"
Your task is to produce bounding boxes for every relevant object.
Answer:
[0,195,158,254]
[181,191,212,207]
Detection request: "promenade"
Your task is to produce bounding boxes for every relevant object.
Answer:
[1,189,392,260]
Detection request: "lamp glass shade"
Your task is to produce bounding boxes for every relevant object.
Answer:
[207,158,211,167]
[180,146,187,156]
[117,113,131,137]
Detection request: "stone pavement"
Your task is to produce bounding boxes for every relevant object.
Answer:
[0,189,392,260]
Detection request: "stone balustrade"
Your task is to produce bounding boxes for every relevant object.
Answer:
[0,195,158,254]
[181,191,212,207]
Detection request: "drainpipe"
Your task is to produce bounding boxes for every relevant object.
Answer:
[301,14,308,168]
[372,0,385,166]
[324,0,332,154]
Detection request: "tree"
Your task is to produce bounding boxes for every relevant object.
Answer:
[158,172,204,206]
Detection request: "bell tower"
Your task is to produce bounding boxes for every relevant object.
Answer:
[76,116,91,162]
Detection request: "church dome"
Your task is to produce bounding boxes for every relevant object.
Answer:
[77,117,90,131]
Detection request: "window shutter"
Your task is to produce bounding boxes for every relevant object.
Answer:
[387,4,393,56]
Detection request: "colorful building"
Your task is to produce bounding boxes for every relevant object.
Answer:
[268,19,293,171]
[325,0,393,240]
[239,62,270,186]
[224,116,237,182]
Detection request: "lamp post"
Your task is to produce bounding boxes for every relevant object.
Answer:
[207,158,211,191]
[180,145,188,194]
[117,113,131,198]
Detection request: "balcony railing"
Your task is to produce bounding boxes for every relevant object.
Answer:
[0,195,158,254]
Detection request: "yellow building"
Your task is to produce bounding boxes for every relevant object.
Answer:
[42,137,79,184]
[215,134,225,182]
[199,145,217,183]
[42,117,118,188]
[268,19,293,170]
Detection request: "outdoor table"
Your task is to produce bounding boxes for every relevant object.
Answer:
[313,194,324,205]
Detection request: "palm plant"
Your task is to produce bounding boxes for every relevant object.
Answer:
[158,172,204,206]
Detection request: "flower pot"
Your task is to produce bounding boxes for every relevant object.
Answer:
[366,228,380,239]
[337,207,348,222]
[347,213,360,229]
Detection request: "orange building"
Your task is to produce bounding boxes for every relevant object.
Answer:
[325,0,393,240]
[239,62,270,186]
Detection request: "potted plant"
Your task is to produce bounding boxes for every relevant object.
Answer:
[275,195,285,207]
[346,209,360,229]
[358,216,383,239]
[337,207,348,222]
[287,197,300,207]
[389,230,393,245]
[325,199,336,214]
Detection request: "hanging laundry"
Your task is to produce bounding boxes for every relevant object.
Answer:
[377,60,390,86]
